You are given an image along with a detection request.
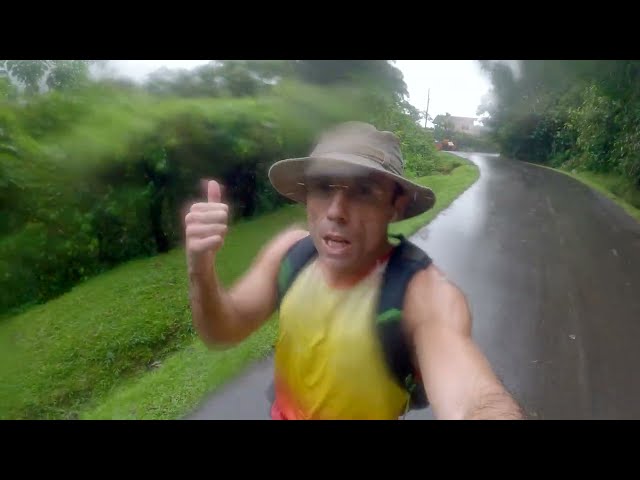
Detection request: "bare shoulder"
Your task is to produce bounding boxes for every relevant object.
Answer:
[228,224,309,304]
[252,224,309,269]
[266,224,309,256]
[403,263,472,337]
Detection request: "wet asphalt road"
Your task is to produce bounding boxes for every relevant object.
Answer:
[187,153,640,420]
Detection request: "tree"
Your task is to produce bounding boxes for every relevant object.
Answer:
[0,60,93,95]
[292,60,408,100]
[477,60,640,183]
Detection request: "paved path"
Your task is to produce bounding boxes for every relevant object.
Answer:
[188,153,640,420]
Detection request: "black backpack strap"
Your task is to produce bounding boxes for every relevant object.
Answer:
[276,234,318,309]
[376,234,433,411]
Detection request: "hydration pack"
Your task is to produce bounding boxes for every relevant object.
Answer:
[275,233,433,411]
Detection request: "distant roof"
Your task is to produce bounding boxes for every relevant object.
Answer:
[433,115,477,122]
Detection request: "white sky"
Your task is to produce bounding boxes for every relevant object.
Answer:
[98,60,492,125]
[394,60,492,122]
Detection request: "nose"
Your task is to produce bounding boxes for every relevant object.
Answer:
[326,188,349,224]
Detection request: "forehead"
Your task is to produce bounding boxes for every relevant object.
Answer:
[304,165,394,187]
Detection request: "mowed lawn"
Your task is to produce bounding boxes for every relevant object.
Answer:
[1,152,479,420]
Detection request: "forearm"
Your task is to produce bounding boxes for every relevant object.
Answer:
[188,266,247,346]
[464,387,526,420]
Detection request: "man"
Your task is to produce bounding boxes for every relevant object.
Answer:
[185,121,525,420]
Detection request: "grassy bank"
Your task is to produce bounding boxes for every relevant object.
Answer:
[0,205,304,420]
[81,153,479,420]
[1,152,479,420]
[391,152,479,237]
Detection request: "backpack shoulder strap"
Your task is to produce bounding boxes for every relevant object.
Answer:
[376,234,433,410]
[276,234,318,309]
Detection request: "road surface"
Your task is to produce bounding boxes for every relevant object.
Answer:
[187,153,640,420]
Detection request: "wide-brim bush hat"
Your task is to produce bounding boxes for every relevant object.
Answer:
[268,121,436,221]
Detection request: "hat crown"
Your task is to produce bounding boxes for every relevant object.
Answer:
[311,122,405,176]
[266,120,436,222]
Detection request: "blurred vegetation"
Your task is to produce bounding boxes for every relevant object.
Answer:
[478,61,640,209]
[0,60,438,316]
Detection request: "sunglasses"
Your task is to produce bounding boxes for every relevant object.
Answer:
[301,175,393,204]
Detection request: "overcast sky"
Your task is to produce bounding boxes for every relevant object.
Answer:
[99,60,493,124]
[395,60,492,121]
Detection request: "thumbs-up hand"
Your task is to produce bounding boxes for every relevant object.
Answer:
[185,179,229,272]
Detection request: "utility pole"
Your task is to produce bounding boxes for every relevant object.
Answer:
[424,88,430,128]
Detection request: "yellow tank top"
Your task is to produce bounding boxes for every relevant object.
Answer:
[272,257,409,420]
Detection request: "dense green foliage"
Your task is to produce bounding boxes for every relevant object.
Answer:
[478,61,640,194]
[1,60,438,315]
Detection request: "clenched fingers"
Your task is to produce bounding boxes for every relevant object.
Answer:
[185,209,228,226]
[188,235,224,254]
[190,202,229,213]
[186,223,228,239]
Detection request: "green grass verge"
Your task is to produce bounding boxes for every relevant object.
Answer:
[390,152,479,237]
[81,153,479,420]
[1,151,479,420]
[0,205,305,420]
[81,319,280,420]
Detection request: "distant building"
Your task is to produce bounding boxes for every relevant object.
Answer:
[433,115,488,137]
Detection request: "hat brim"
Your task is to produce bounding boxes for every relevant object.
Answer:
[268,153,436,222]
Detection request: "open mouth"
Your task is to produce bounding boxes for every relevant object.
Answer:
[323,233,351,253]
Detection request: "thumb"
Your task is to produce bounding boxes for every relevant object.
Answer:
[207,180,221,203]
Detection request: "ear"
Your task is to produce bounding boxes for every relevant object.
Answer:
[392,191,410,221]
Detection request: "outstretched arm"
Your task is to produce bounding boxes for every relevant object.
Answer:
[404,266,525,420]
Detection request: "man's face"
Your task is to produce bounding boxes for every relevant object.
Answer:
[304,168,406,276]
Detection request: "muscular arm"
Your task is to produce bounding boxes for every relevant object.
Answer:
[189,227,309,347]
[404,266,525,420]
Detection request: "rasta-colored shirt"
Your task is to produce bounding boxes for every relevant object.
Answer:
[271,252,410,420]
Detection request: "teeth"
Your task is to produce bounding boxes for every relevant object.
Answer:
[327,239,346,247]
